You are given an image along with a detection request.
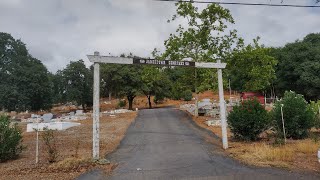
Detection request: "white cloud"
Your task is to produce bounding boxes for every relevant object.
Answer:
[0,0,319,72]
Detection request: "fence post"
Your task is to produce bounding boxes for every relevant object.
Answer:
[280,104,286,144]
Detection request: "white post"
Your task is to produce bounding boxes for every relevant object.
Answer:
[264,96,267,106]
[194,69,198,117]
[195,95,199,117]
[217,60,228,149]
[35,122,39,164]
[228,78,231,99]
[280,104,286,144]
[93,62,100,159]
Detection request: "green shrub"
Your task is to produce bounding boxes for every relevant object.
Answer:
[118,99,127,108]
[171,88,182,100]
[272,91,315,139]
[154,94,165,104]
[0,116,23,162]
[170,84,186,100]
[310,100,320,129]
[42,128,59,163]
[182,90,193,101]
[228,98,270,141]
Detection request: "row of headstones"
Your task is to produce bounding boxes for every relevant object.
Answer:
[181,99,237,117]
[30,110,84,123]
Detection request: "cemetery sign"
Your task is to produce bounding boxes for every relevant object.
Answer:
[133,58,195,67]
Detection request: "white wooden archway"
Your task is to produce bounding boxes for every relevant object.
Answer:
[87,52,228,159]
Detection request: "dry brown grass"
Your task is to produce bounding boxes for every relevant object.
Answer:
[228,140,320,170]
[49,157,92,171]
[228,143,294,168]
[295,139,320,154]
[265,146,294,162]
[48,157,116,174]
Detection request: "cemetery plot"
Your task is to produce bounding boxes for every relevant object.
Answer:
[0,112,137,180]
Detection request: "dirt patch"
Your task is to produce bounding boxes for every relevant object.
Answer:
[99,90,236,111]
[0,112,137,180]
[197,90,239,101]
[191,115,232,139]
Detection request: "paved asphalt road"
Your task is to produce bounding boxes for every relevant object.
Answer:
[78,108,320,180]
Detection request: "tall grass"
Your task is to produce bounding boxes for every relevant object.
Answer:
[295,140,320,154]
[230,139,320,168]
[239,144,294,162]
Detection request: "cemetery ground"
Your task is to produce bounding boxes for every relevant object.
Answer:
[1,91,320,179]
[0,111,137,180]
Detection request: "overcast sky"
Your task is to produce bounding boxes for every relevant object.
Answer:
[0,0,319,72]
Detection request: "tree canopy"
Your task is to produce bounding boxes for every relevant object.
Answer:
[159,2,243,62]
[141,66,171,108]
[99,54,144,110]
[0,32,52,111]
[152,2,244,115]
[228,39,277,92]
[60,60,93,110]
[100,64,123,100]
[271,33,320,100]
[117,65,143,110]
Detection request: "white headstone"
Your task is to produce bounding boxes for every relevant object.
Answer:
[42,113,53,122]
[31,114,39,118]
[76,110,83,116]
[198,101,212,109]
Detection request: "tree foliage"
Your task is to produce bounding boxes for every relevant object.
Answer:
[50,70,65,104]
[310,100,320,129]
[153,2,243,95]
[160,2,242,62]
[228,39,277,92]
[0,115,23,162]
[271,33,320,100]
[163,67,195,99]
[141,66,171,108]
[182,90,193,101]
[100,64,123,100]
[228,99,270,141]
[117,65,143,110]
[0,32,52,111]
[272,91,315,139]
[99,54,148,110]
[59,60,93,110]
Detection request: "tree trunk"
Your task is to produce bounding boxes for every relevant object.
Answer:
[127,96,134,110]
[194,68,198,117]
[108,92,112,101]
[82,103,86,112]
[147,95,152,109]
